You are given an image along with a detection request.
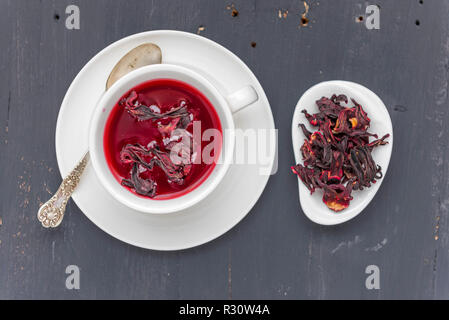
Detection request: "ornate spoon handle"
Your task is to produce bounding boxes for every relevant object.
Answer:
[38,153,89,228]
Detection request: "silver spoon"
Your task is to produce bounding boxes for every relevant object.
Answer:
[38,43,162,228]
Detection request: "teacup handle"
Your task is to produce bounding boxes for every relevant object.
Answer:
[225,85,259,114]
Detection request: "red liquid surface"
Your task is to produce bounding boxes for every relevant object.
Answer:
[104,79,222,200]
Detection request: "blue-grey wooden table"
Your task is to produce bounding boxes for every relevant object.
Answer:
[1,0,448,300]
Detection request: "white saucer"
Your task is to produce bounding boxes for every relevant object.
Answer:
[55,30,275,251]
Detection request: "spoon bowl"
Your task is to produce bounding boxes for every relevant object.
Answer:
[106,43,162,90]
[292,81,393,225]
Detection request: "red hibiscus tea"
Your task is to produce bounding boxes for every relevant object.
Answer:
[104,79,222,200]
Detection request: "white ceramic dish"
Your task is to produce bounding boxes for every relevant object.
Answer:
[55,30,276,250]
[292,81,393,225]
[89,64,258,214]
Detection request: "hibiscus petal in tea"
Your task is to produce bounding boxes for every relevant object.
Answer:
[104,79,222,200]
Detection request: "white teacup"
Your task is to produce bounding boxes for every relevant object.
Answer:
[89,64,258,214]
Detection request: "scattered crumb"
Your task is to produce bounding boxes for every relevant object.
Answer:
[18,173,32,209]
[278,9,288,19]
[197,25,205,35]
[300,1,310,27]
[44,182,52,195]
[356,16,364,23]
[435,215,440,241]
[251,42,257,48]
[227,4,239,17]
[19,180,31,193]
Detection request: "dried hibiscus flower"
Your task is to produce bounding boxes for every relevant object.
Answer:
[121,91,191,123]
[117,91,197,198]
[292,94,390,212]
[119,142,193,197]
[121,163,157,198]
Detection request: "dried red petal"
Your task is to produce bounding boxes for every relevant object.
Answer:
[121,92,190,122]
[292,94,389,212]
[323,183,354,212]
[121,163,157,198]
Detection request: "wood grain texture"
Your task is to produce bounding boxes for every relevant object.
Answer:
[0,0,448,299]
